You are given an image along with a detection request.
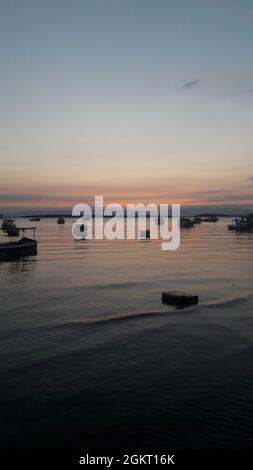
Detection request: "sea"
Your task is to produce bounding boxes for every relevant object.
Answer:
[0,217,253,450]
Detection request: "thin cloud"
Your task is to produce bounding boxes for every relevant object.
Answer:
[189,189,229,196]
[0,193,90,203]
[181,79,201,89]
[188,193,253,204]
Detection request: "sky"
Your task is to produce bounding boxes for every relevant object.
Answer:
[0,0,253,211]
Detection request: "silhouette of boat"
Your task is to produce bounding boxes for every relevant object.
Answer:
[180,217,195,228]
[30,217,40,222]
[228,214,253,232]
[1,218,16,231]
[6,227,20,237]
[202,216,219,222]
[57,216,65,224]
[0,227,38,260]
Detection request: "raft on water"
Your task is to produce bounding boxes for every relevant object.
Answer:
[162,291,199,308]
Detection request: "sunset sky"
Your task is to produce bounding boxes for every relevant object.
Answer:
[0,0,253,210]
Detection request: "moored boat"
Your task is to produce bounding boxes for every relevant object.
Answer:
[0,227,38,260]
[57,216,65,224]
[202,216,219,222]
[6,227,20,237]
[180,217,195,228]
[30,217,40,222]
[228,214,253,232]
[1,218,16,231]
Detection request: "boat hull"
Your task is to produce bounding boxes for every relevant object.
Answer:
[228,224,253,232]
[0,237,38,260]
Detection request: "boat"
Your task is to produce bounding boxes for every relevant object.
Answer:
[30,217,40,222]
[6,227,20,237]
[1,218,16,231]
[139,229,151,239]
[57,216,65,224]
[202,216,219,222]
[180,217,195,228]
[193,217,202,224]
[155,215,164,225]
[228,214,253,232]
[0,227,38,260]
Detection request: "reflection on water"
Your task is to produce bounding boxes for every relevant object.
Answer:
[7,257,37,274]
[0,218,253,450]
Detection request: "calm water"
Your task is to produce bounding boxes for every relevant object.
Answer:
[0,218,253,450]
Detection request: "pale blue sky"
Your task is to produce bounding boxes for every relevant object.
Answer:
[0,0,253,208]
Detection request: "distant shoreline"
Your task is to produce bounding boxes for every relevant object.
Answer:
[15,213,244,218]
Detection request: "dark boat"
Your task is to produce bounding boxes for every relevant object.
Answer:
[57,216,65,224]
[228,214,253,232]
[0,227,38,260]
[1,218,16,231]
[202,216,219,222]
[180,217,195,228]
[30,217,40,222]
[6,227,20,237]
